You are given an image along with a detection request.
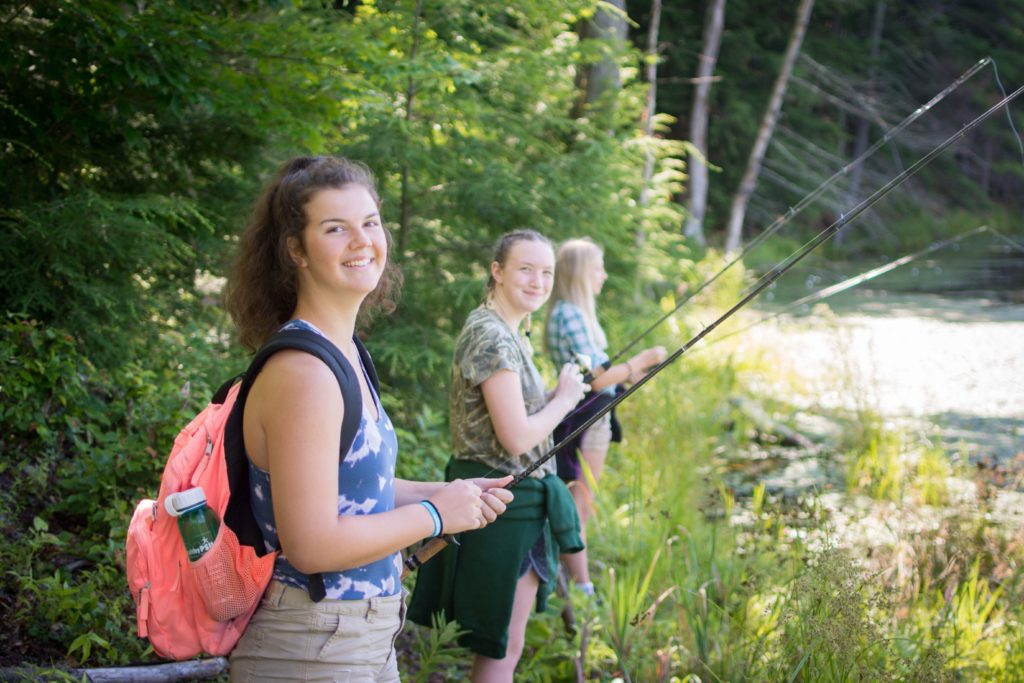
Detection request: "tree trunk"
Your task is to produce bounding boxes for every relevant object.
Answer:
[723,0,815,253]
[397,0,424,256]
[636,0,662,303]
[638,0,663,207]
[570,0,628,128]
[838,0,885,246]
[682,0,727,247]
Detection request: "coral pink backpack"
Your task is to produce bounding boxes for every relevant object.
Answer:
[126,329,377,659]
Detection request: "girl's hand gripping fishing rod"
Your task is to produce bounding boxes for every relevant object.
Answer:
[401,81,1024,579]
[576,349,666,386]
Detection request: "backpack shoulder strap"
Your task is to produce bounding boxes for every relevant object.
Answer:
[245,329,365,457]
[223,328,371,602]
[354,335,380,396]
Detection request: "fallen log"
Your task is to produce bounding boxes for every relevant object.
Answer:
[729,396,817,451]
[0,658,229,683]
[76,658,228,682]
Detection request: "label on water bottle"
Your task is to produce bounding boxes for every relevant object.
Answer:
[187,535,216,562]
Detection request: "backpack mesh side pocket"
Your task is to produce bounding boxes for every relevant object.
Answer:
[190,525,271,622]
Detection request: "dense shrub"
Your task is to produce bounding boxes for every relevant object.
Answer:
[0,316,235,665]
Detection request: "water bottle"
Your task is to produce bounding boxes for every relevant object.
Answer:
[165,487,219,562]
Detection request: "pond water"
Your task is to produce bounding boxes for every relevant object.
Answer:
[744,234,1024,467]
[717,231,1024,547]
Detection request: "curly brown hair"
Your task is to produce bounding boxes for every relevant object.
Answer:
[224,156,402,351]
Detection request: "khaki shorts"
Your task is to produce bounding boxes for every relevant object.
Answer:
[230,581,406,683]
[580,412,612,452]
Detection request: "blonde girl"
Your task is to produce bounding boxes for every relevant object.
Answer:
[544,237,666,595]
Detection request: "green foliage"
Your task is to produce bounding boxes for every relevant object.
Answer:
[846,425,955,507]
[2,516,151,666]
[2,0,1020,677]
[914,446,952,507]
[406,614,468,683]
[337,0,686,389]
[1,192,214,365]
[772,548,894,681]
[631,0,1023,256]
[390,399,452,482]
[518,595,585,683]
[847,430,905,502]
[602,546,665,673]
[0,316,234,663]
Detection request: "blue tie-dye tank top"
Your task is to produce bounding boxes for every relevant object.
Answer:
[247,319,402,599]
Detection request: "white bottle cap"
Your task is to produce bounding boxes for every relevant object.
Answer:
[164,487,207,517]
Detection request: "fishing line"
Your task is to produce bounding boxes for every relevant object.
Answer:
[608,57,1001,366]
[986,226,1024,253]
[702,224,994,347]
[402,83,1024,576]
[538,61,1018,476]
[991,59,1024,164]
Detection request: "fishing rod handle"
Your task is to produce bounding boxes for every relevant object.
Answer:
[402,534,458,579]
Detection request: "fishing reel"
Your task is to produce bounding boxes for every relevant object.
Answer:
[573,352,592,375]
[573,353,598,385]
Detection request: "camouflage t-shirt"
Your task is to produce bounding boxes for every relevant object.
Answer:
[450,306,554,478]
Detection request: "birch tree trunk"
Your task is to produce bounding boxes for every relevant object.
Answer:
[723,0,815,253]
[636,0,662,303]
[638,0,663,207]
[682,0,727,247]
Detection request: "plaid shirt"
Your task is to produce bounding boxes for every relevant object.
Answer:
[546,300,611,391]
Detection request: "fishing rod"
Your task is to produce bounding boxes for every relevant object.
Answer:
[401,83,1024,578]
[606,57,995,368]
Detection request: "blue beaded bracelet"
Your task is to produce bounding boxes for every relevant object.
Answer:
[419,500,443,538]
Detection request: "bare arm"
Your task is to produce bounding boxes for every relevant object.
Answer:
[587,361,630,392]
[249,353,495,574]
[481,363,586,456]
[588,345,668,391]
[393,480,445,506]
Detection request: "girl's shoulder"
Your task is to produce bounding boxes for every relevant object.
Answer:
[551,298,582,313]
[549,299,584,323]
[456,307,519,356]
[461,306,513,338]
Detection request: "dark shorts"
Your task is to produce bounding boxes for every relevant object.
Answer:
[517,531,548,583]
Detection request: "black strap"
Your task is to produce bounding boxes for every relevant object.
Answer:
[223,328,379,603]
[354,335,380,395]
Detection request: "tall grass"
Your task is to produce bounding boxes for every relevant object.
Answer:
[548,341,1024,681]
[399,262,1021,681]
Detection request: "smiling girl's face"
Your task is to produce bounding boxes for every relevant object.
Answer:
[491,238,556,317]
[289,185,386,303]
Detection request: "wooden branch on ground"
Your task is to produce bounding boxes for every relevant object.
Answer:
[1,658,228,683]
[730,396,817,451]
[78,658,228,682]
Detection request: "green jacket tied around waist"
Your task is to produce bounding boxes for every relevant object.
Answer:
[407,458,583,659]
